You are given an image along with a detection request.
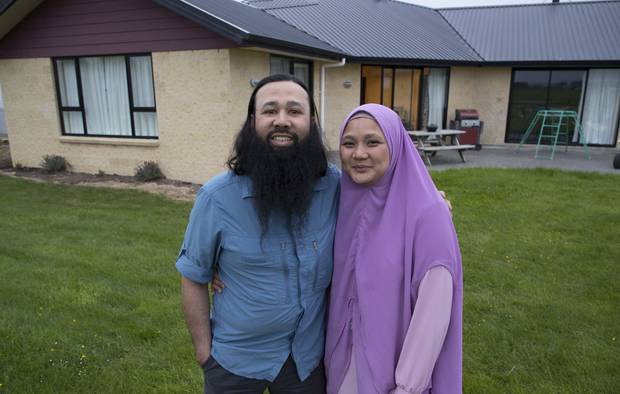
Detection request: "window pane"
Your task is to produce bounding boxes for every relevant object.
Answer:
[549,70,586,143]
[506,70,550,143]
[382,68,393,108]
[133,112,158,137]
[270,56,290,75]
[362,66,382,104]
[80,56,131,136]
[56,59,80,107]
[293,62,309,86]
[130,56,155,107]
[548,70,586,111]
[394,69,413,129]
[62,111,84,134]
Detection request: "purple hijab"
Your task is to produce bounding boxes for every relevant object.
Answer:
[325,104,462,394]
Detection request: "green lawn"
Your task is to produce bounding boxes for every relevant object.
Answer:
[1,169,618,393]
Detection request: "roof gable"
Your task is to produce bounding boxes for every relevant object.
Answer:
[154,0,344,58]
[250,0,482,63]
[0,0,238,59]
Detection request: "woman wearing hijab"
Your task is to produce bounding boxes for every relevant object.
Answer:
[325,104,463,394]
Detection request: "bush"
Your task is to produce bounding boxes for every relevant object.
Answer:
[40,154,68,173]
[134,161,164,182]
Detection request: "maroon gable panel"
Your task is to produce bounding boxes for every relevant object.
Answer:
[0,0,239,58]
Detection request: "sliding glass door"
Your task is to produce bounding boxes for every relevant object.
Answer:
[506,68,620,146]
[361,65,447,130]
[506,69,586,144]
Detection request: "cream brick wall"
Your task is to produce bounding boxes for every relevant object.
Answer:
[448,67,512,145]
[228,49,270,130]
[154,49,236,183]
[318,63,361,150]
[0,58,59,167]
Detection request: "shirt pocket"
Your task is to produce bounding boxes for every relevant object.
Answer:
[304,232,333,291]
[219,234,291,305]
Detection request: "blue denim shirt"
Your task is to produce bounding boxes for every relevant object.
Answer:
[176,165,340,381]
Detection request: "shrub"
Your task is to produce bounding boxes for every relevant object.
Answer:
[14,163,24,171]
[40,154,68,173]
[134,161,164,182]
[96,169,106,177]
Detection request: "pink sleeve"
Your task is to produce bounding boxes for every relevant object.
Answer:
[393,266,453,394]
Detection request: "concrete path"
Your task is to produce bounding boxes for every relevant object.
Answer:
[329,145,619,175]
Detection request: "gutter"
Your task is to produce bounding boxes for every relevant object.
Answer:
[320,58,346,134]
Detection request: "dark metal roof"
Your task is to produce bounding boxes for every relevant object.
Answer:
[153,0,343,58]
[5,0,617,64]
[247,0,482,63]
[440,1,620,63]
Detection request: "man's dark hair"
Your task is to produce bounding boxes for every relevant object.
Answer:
[226,74,329,236]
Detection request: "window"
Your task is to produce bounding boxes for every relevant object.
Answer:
[53,54,158,138]
[361,65,449,130]
[270,55,312,90]
[505,68,620,146]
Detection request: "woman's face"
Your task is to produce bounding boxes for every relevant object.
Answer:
[340,116,390,186]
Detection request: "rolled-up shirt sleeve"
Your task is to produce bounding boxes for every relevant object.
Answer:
[175,188,221,284]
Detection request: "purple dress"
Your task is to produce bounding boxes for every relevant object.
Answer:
[325,104,463,394]
[337,267,453,394]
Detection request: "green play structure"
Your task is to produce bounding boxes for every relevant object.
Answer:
[517,110,591,160]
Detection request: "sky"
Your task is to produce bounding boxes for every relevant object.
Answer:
[400,0,601,8]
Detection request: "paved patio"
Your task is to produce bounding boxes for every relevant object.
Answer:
[329,144,619,175]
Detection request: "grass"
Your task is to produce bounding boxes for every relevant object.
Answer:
[1,168,619,393]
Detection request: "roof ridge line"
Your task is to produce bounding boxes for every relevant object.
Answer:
[177,0,250,34]
[247,2,346,55]
[435,8,485,62]
[387,0,434,11]
[258,3,318,11]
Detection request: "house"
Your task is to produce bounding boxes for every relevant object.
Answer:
[0,0,618,183]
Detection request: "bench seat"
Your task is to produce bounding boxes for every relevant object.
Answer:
[418,144,475,152]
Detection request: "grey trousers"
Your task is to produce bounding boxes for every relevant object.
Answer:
[203,355,326,394]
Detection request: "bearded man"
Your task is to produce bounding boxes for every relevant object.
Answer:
[176,74,338,393]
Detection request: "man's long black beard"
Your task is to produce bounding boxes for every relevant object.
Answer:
[240,128,327,236]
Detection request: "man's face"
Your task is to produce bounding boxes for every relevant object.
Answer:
[253,81,312,147]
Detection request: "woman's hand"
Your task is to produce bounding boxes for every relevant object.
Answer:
[438,190,452,213]
[211,267,225,293]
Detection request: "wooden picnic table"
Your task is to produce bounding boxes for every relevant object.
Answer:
[407,129,475,166]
